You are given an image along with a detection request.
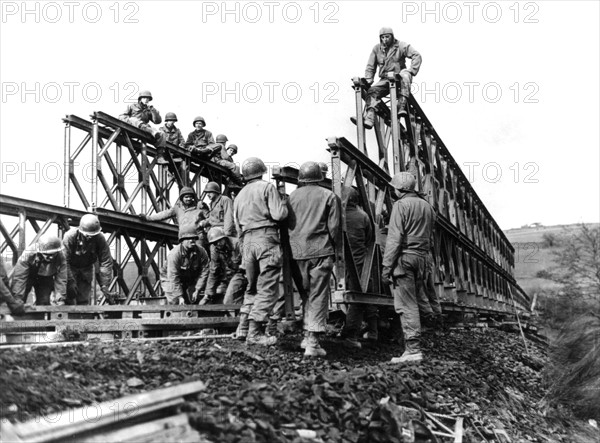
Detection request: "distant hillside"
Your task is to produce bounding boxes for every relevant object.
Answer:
[504,223,599,295]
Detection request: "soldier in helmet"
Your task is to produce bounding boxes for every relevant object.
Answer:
[382,171,435,364]
[166,225,209,305]
[9,234,67,306]
[199,181,235,238]
[198,227,241,305]
[159,112,185,163]
[63,214,114,305]
[119,90,169,164]
[351,27,422,129]
[233,157,288,345]
[287,161,341,358]
[185,116,216,157]
[211,135,244,186]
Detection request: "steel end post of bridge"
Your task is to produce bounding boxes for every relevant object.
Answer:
[63,119,71,209]
[352,77,367,155]
[387,73,403,174]
[327,138,347,299]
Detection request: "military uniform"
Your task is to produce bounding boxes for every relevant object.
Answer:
[204,194,236,237]
[11,249,67,305]
[119,102,166,147]
[166,242,209,304]
[0,258,26,314]
[63,228,113,305]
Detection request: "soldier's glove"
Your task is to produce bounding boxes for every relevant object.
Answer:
[139,214,148,221]
[381,273,392,287]
[190,290,202,304]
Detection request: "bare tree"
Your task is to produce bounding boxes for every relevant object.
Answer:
[549,223,600,300]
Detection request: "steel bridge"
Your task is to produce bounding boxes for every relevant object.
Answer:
[0,75,529,341]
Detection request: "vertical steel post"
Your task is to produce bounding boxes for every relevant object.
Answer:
[388,73,403,174]
[63,121,71,208]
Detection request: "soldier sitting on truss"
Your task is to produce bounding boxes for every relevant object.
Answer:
[119,90,169,164]
[10,234,67,306]
[351,27,422,130]
[159,112,185,163]
[63,215,114,305]
[166,225,210,305]
[1,257,33,315]
[185,116,217,158]
[211,135,244,186]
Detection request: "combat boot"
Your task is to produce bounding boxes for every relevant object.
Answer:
[304,331,326,358]
[235,313,249,340]
[247,320,277,346]
[156,147,169,165]
[350,108,376,130]
[300,330,309,349]
[397,96,408,118]
[390,339,422,364]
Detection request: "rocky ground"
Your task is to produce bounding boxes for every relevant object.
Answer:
[0,326,597,442]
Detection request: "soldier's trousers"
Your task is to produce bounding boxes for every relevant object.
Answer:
[67,266,93,305]
[366,71,412,111]
[240,228,282,323]
[17,275,55,306]
[295,255,334,333]
[390,254,426,343]
[223,272,247,305]
[417,265,442,317]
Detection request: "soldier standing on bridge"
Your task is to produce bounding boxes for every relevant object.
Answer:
[382,172,435,364]
[119,90,169,164]
[166,225,210,305]
[233,157,288,346]
[352,27,422,130]
[199,227,239,306]
[63,214,114,305]
[11,234,67,306]
[288,162,341,358]
[198,182,236,238]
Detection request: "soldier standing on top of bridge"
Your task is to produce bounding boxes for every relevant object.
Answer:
[11,234,68,306]
[287,162,341,358]
[119,90,169,164]
[382,172,435,364]
[63,214,114,305]
[199,227,238,306]
[233,157,288,346]
[166,225,210,305]
[185,116,216,158]
[352,27,422,130]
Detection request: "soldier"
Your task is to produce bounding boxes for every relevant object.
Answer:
[119,90,168,164]
[159,112,185,163]
[340,188,378,348]
[198,182,236,237]
[185,116,216,158]
[288,161,341,358]
[212,135,244,186]
[166,225,210,305]
[382,172,435,364]
[1,257,31,315]
[351,27,421,129]
[63,214,114,305]
[140,186,205,237]
[233,157,288,345]
[199,227,238,305]
[11,234,67,306]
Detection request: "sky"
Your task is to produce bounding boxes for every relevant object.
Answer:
[1,0,599,231]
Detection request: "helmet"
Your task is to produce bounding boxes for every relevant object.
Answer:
[138,90,153,101]
[204,182,221,194]
[207,227,226,244]
[37,234,63,253]
[227,144,238,154]
[379,27,394,37]
[79,214,102,236]
[178,225,199,241]
[193,116,206,126]
[165,112,178,122]
[343,188,360,207]
[215,134,228,143]
[242,157,267,180]
[179,186,196,200]
[390,171,416,191]
[298,161,323,184]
